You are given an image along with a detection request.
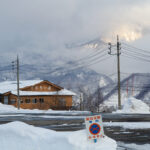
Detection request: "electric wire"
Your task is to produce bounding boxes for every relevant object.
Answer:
[21,48,109,74]
[122,42,150,54]
[121,50,150,63]
[122,46,150,58]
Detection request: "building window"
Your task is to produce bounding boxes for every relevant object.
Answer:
[48,86,51,90]
[20,100,23,104]
[0,95,2,102]
[10,99,16,104]
[32,98,37,103]
[25,99,30,103]
[39,98,44,103]
[58,98,66,106]
[40,86,43,90]
[35,86,38,90]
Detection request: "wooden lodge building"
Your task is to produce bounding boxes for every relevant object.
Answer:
[0,80,76,110]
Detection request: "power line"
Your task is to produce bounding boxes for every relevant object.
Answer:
[122,42,150,54]
[0,65,12,72]
[21,48,109,75]
[20,47,108,73]
[122,52,150,63]
[122,47,150,58]
[21,54,111,75]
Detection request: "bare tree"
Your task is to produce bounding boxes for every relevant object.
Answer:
[77,85,103,112]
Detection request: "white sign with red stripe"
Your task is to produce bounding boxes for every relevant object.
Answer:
[85,115,104,143]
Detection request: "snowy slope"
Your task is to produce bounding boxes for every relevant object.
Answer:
[103,73,150,102]
[0,66,113,94]
[114,97,150,114]
[0,121,117,150]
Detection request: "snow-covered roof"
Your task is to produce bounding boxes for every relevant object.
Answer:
[0,80,43,94]
[0,80,76,96]
[11,89,76,96]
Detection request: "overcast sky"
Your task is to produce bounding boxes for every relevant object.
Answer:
[0,0,150,75]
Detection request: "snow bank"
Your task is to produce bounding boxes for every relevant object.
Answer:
[0,103,90,115]
[0,103,46,113]
[104,122,150,129]
[101,93,127,112]
[114,97,150,114]
[0,121,117,150]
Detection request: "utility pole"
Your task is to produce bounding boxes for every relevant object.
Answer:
[117,35,121,109]
[126,80,128,98]
[108,35,121,109]
[12,56,20,110]
[132,74,134,96]
[79,93,83,111]
[17,55,20,110]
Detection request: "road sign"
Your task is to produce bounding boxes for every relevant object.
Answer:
[85,115,104,143]
[89,123,101,135]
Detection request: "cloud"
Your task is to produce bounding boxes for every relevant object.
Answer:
[0,0,150,73]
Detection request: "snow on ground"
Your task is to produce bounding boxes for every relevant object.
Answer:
[104,122,150,129]
[114,97,150,114]
[102,93,127,110]
[0,103,90,115]
[99,77,107,87]
[0,121,117,150]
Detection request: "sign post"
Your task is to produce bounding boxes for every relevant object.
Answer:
[85,115,104,143]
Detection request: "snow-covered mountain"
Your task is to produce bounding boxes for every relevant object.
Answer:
[0,64,113,94]
[66,38,106,49]
[102,73,150,106]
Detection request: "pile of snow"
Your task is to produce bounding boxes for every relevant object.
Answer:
[0,103,47,113]
[104,122,150,129]
[114,97,150,114]
[0,103,90,115]
[100,93,127,112]
[0,121,117,150]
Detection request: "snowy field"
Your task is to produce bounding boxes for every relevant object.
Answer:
[0,103,90,115]
[107,97,150,114]
[1,97,150,115]
[103,95,150,114]
[114,97,150,114]
[0,121,117,150]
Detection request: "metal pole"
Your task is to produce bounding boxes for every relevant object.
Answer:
[108,35,122,109]
[126,80,128,98]
[132,74,134,96]
[117,35,121,109]
[17,55,20,110]
[80,93,82,111]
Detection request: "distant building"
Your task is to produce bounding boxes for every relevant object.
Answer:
[0,80,76,110]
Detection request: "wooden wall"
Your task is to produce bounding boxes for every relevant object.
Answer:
[8,94,72,110]
[2,81,74,110]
